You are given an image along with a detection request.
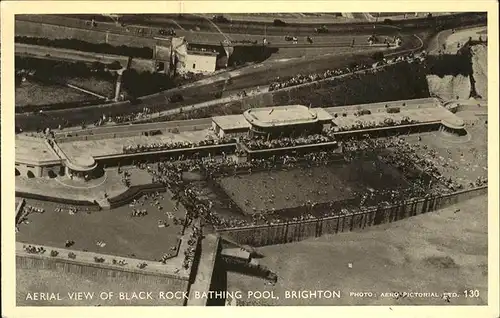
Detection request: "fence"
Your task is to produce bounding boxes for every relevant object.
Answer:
[216,186,487,246]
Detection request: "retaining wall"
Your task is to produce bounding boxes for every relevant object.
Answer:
[15,191,100,208]
[216,186,487,246]
[108,183,166,208]
[160,60,431,123]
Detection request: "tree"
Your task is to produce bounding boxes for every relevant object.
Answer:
[108,60,122,70]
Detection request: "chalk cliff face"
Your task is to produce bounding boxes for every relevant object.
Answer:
[470,44,487,100]
[426,44,487,101]
[426,74,471,100]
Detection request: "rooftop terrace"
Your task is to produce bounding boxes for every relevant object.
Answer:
[15,136,60,164]
[212,114,251,131]
[244,105,320,128]
[325,98,464,131]
[58,129,213,160]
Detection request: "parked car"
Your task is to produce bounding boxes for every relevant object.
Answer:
[284,35,298,42]
[159,28,176,36]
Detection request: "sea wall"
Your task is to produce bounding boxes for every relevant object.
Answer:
[16,254,188,306]
[216,186,487,246]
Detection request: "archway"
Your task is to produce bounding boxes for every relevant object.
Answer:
[27,170,35,178]
[48,170,57,179]
[15,168,20,176]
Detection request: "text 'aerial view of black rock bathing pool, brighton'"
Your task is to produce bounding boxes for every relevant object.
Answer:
[12,11,490,307]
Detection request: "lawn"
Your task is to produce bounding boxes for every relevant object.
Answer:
[16,190,186,261]
[65,76,118,99]
[15,79,95,107]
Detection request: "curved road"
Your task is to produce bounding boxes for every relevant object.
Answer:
[17,15,397,48]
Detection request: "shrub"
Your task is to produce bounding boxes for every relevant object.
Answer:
[68,252,76,259]
[50,250,59,257]
[94,256,105,263]
[107,61,122,70]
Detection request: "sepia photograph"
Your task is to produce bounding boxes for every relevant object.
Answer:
[1,2,498,315]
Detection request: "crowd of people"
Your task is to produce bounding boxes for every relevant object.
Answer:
[268,51,426,92]
[112,259,128,266]
[159,243,178,264]
[343,135,477,192]
[122,137,236,154]
[131,209,148,217]
[121,170,131,187]
[242,133,336,150]
[24,205,45,214]
[137,127,478,230]
[182,225,202,269]
[333,116,418,132]
[23,244,46,254]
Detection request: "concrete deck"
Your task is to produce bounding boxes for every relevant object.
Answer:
[15,136,60,163]
[212,115,251,131]
[15,168,143,202]
[325,98,462,129]
[187,234,220,306]
[58,129,213,160]
[244,105,318,127]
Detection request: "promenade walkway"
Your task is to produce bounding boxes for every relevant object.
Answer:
[187,234,220,306]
